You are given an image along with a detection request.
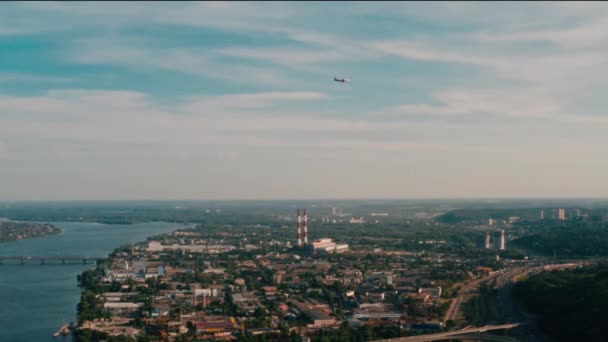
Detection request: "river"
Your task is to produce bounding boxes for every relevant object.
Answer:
[0,221,187,342]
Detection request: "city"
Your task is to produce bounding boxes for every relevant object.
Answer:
[1,201,596,341]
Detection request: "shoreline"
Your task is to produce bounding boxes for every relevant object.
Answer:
[72,222,190,340]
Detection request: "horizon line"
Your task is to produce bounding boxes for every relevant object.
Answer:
[3,196,608,203]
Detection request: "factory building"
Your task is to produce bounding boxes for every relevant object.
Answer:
[309,238,349,254]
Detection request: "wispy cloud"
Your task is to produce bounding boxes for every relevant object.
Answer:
[393,88,561,120]
[70,37,291,86]
[369,40,493,67]
[183,91,329,112]
[0,72,73,83]
[215,47,344,68]
[0,89,501,152]
[3,2,294,36]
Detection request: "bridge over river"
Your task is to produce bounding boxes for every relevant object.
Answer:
[0,255,105,265]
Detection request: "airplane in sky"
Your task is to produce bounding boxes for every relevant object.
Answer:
[333,77,351,83]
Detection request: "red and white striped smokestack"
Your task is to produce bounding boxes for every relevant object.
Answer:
[303,209,308,244]
[297,209,302,247]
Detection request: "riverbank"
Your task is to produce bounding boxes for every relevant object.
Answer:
[0,221,186,342]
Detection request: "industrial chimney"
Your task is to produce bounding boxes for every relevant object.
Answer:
[297,209,302,247]
[303,209,308,245]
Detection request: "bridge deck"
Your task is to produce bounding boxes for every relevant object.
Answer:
[0,256,104,260]
[0,256,104,264]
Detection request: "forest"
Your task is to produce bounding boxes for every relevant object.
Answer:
[511,221,608,257]
[513,264,608,341]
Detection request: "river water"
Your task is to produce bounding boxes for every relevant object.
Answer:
[0,221,186,342]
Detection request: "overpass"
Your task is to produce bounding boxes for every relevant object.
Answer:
[374,323,520,342]
[0,256,104,265]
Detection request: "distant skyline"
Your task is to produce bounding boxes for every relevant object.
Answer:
[2,2,608,200]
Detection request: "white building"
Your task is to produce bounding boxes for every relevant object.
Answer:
[349,217,366,224]
[309,238,349,254]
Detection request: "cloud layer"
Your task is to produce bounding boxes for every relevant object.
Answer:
[2,2,608,199]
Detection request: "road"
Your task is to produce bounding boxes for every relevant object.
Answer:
[375,324,520,342]
[444,272,500,322]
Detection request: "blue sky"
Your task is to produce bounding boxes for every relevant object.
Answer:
[2,2,608,200]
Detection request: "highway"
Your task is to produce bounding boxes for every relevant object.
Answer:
[374,324,520,342]
[444,272,500,322]
[443,334,518,342]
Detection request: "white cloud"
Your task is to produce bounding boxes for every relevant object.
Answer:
[0,142,7,158]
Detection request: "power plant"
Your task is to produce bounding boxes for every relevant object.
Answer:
[484,228,506,251]
[294,209,348,254]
